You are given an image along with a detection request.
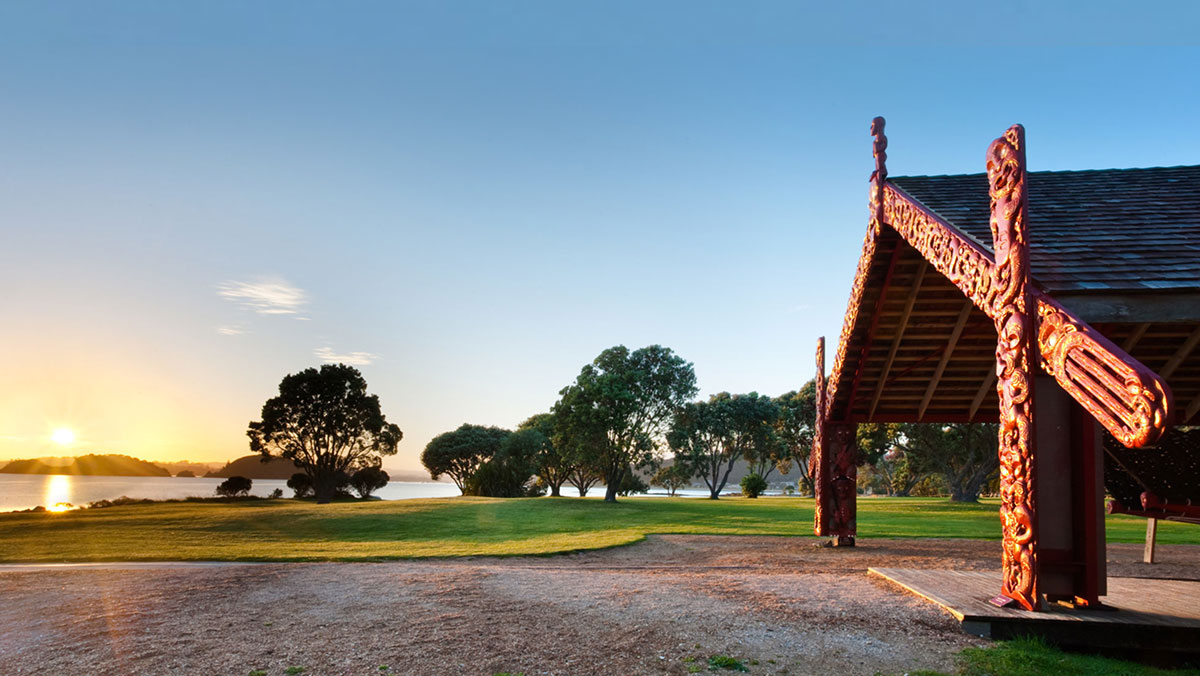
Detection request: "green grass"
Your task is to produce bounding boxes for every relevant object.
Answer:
[901,637,1200,676]
[0,496,1195,563]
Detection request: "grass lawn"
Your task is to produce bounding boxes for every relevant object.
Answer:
[0,495,1196,563]
[905,637,1200,676]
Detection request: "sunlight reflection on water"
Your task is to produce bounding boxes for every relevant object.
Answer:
[43,474,77,511]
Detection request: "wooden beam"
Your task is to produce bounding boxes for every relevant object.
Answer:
[1122,323,1150,353]
[1160,324,1200,379]
[1145,518,1158,564]
[1054,292,1200,324]
[1184,393,1200,424]
[969,368,997,421]
[869,264,927,419]
[919,301,973,420]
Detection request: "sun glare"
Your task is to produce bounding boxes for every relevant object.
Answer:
[50,428,75,446]
[44,474,76,512]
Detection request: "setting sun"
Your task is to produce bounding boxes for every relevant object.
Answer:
[50,428,75,446]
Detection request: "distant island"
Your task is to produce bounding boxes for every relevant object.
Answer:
[0,454,170,477]
[0,452,446,483]
[205,455,304,480]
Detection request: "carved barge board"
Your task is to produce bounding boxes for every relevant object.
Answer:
[877,185,1173,450]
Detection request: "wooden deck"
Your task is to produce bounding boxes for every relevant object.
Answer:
[870,567,1200,653]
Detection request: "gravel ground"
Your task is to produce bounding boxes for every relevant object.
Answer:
[1,536,1197,676]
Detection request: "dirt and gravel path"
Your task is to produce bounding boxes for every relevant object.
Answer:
[1,536,1197,676]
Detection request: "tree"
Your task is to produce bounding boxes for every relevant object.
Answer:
[350,465,390,498]
[553,345,697,502]
[287,472,314,498]
[216,475,252,497]
[650,463,692,496]
[890,423,999,502]
[668,392,778,499]
[518,413,569,497]
[422,423,510,493]
[729,394,783,480]
[774,384,817,495]
[465,428,542,497]
[554,423,605,497]
[248,363,402,504]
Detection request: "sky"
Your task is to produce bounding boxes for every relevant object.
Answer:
[2,2,1199,470]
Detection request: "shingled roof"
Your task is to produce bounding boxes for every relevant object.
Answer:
[891,165,1200,293]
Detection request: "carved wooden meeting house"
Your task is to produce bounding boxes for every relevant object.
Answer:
[811,117,1200,612]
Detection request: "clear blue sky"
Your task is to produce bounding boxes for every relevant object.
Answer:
[2,2,1198,469]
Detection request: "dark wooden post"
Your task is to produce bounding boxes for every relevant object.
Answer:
[987,124,1040,611]
[828,423,858,546]
[1033,378,1106,606]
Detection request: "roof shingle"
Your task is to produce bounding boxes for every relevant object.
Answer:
[891,165,1200,293]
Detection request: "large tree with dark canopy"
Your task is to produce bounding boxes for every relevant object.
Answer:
[248,363,402,504]
[669,392,778,499]
[774,384,817,494]
[889,422,999,502]
[554,345,697,502]
[518,413,569,497]
[421,423,510,493]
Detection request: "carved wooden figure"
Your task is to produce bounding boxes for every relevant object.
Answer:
[986,125,1039,611]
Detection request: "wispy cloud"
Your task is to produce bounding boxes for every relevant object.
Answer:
[314,346,378,366]
[216,325,245,336]
[218,278,307,315]
[786,303,812,314]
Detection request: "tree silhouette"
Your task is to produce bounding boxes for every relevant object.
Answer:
[248,363,401,504]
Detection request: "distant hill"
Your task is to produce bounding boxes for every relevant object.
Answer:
[649,456,798,488]
[161,460,223,477]
[206,455,304,480]
[0,454,170,477]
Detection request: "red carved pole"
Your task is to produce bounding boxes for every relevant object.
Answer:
[812,337,829,536]
[988,124,1039,611]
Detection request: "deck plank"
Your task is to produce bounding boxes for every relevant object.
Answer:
[869,567,1200,650]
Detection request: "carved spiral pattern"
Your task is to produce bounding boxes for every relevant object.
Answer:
[877,184,1169,450]
[1037,298,1171,448]
[987,125,1039,611]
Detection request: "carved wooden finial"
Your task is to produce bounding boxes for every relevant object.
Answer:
[870,116,888,184]
[815,336,826,418]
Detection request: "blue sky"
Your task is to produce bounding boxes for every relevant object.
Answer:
[1,2,1198,469]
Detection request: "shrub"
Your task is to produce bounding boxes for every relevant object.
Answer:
[268,488,284,499]
[287,473,314,498]
[739,473,767,498]
[216,476,253,497]
[350,466,390,498]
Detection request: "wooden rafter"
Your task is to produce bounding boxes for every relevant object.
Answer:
[1122,323,1151,352]
[919,301,973,420]
[1184,393,1200,424]
[1160,325,1200,379]
[969,369,997,421]
[869,263,927,419]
